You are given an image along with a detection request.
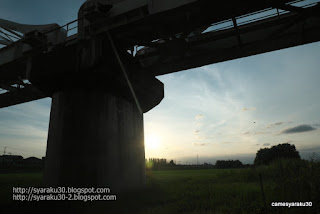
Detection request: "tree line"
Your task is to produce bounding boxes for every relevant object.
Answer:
[146,143,302,170]
[145,158,176,170]
[254,143,300,165]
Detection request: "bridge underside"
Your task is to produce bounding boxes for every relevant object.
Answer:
[0,1,320,107]
[135,5,320,75]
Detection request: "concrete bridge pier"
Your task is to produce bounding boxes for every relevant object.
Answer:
[38,69,164,191]
[44,89,146,191]
[26,5,165,189]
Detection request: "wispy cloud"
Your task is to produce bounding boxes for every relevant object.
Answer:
[281,125,316,134]
[193,143,208,146]
[195,114,204,120]
[263,143,271,146]
[0,123,48,139]
[242,107,256,112]
[243,131,268,136]
[267,122,283,128]
[254,132,268,135]
[193,114,208,141]
[223,142,232,144]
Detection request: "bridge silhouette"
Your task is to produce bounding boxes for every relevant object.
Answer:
[0,0,319,191]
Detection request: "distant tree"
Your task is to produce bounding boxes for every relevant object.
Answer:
[169,160,176,166]
[146,158,168,170]
[254,143,301,165]
[215,160,243,169]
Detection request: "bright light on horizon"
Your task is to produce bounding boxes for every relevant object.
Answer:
[145,134,161,150]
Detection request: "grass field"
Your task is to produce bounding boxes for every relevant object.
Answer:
[0,159,319,214]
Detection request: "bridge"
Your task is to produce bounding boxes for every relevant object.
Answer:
[0,0,319,191]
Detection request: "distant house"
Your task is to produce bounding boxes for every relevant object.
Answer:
[0,155,23,168]
[0,155,45,171]
[1,155,23,161]
[23,157,43,169]
[24,157,41,164]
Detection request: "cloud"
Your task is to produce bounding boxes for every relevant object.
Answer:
[299,146,320,152]
[194,135,207,140]
[223,142,232,144]
[281,125,316,134]
[242,107,256,112]
[195,114,204,120]
[274,122,283,126]
[267,122,283,128]
[263,143,270,146]
[193,143,208,146]
[243,131,268,136]
[254,132,268,135]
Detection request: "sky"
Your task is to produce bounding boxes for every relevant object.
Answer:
[1,0,320,164]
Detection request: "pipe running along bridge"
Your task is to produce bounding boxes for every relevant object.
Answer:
[0,0,320,191]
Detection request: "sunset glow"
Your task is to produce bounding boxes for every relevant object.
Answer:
[145,134,161,150]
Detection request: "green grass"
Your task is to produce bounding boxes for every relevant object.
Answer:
[0,161,319,214]
[143,169,264,214]
[0,172,43,204]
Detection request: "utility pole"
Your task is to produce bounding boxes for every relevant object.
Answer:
[3,147,6,155]
[197,154,198,165]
